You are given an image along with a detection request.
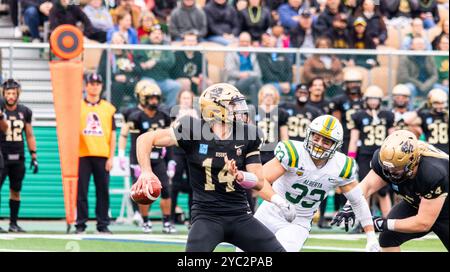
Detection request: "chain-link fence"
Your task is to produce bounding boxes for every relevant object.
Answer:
[0,42,448,118]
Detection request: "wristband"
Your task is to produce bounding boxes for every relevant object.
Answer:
[29,150,37,155]
[118,149,125,157]
[348,151,357,159]
[387,219,396,231]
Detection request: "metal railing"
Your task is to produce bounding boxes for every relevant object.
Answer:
[1,41,448,126]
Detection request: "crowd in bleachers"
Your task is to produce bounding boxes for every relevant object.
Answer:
[5,0,450,110]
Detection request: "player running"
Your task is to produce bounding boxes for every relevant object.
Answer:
[0,78,38,233]
[133,83,295,252]
[333,130,449,251]
[255,115,380,252]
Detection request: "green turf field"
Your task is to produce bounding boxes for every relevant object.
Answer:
[0,220,446,252]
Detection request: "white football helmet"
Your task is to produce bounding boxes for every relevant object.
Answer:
[304,115,344,160]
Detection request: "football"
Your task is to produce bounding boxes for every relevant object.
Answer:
[130,181,161,205]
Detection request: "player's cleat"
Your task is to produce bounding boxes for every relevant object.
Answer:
[0,226,8,233]
[142,222,152,233]
[74,227,86,235]
[163,222,177,234]
[132,211,144,226]
[318,219,331,229]
[8,223,26,233]
[96,227,113,234]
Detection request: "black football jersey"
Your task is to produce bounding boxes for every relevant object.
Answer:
[307,98,331,115]
[418,110,449,154]
[255,107,289,164]
[371,148,449,219]
[172,116,263,215]
[393,110,412,131]
[0,104,32,160]
[329,94,364,140]
[127,109,171,164]
[121,106,143,164]
[352,110,395,155]
[281,103,321,142]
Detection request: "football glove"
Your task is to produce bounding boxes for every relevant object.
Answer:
[365,234,381,252]
[373,216,387,232]
[30,158,39,174]
[330,203,355,232]
[271,194,296,222]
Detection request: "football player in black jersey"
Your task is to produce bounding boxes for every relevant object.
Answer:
[329,68,364,211]
[127,81,176,234]
[0,79,38,233]
[256,85,289,165]
[306,77,331,115]
[416,89,449,154]
[348,85,395,219]
[282,84,321,142]
[333,130,449,251]
[118,80,148,226]
[133,83,294,252]
[391,84,422,136]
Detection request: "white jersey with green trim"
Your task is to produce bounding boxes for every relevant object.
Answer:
[272,140,358,219]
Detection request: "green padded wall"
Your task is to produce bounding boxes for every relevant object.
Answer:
[0,126,190,220]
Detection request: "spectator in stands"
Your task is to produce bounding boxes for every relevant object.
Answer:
[269,24,291,48]
[383,0,418,21]
[302,0,321,15]
[76,72,116,235]
[136,25,181,107]
[413,0,440,29]
[353,0,388,46]
[98,32,139,110]
[343,0,362,15]
[49,0,107,43]
[10,0,20,38]
[137,11,158,43]
[238,0,271,43]
[107,10,138,44]
[224,32,262,104]
[204,0,240,45]
[83,0,114,35]
[434,35,449,93]
[171,32,210,94]
[290,9,316,51]
[111,0,141,29]
[169,0,208,41]
[264,0,286,11]
[401,17,433,50]
[150,0,177,22]
[398,37,439,108]
[326,13,352,49]
[257,33,294,95]
[350,17,378,69]
[432,19,449,49]
[303,36,344,91]
[278,0,304,32]
[20,0,53,43]
[314,0,348,36]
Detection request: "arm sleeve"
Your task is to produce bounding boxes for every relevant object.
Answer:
[172,115,196,153]
[344,185,374,227]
